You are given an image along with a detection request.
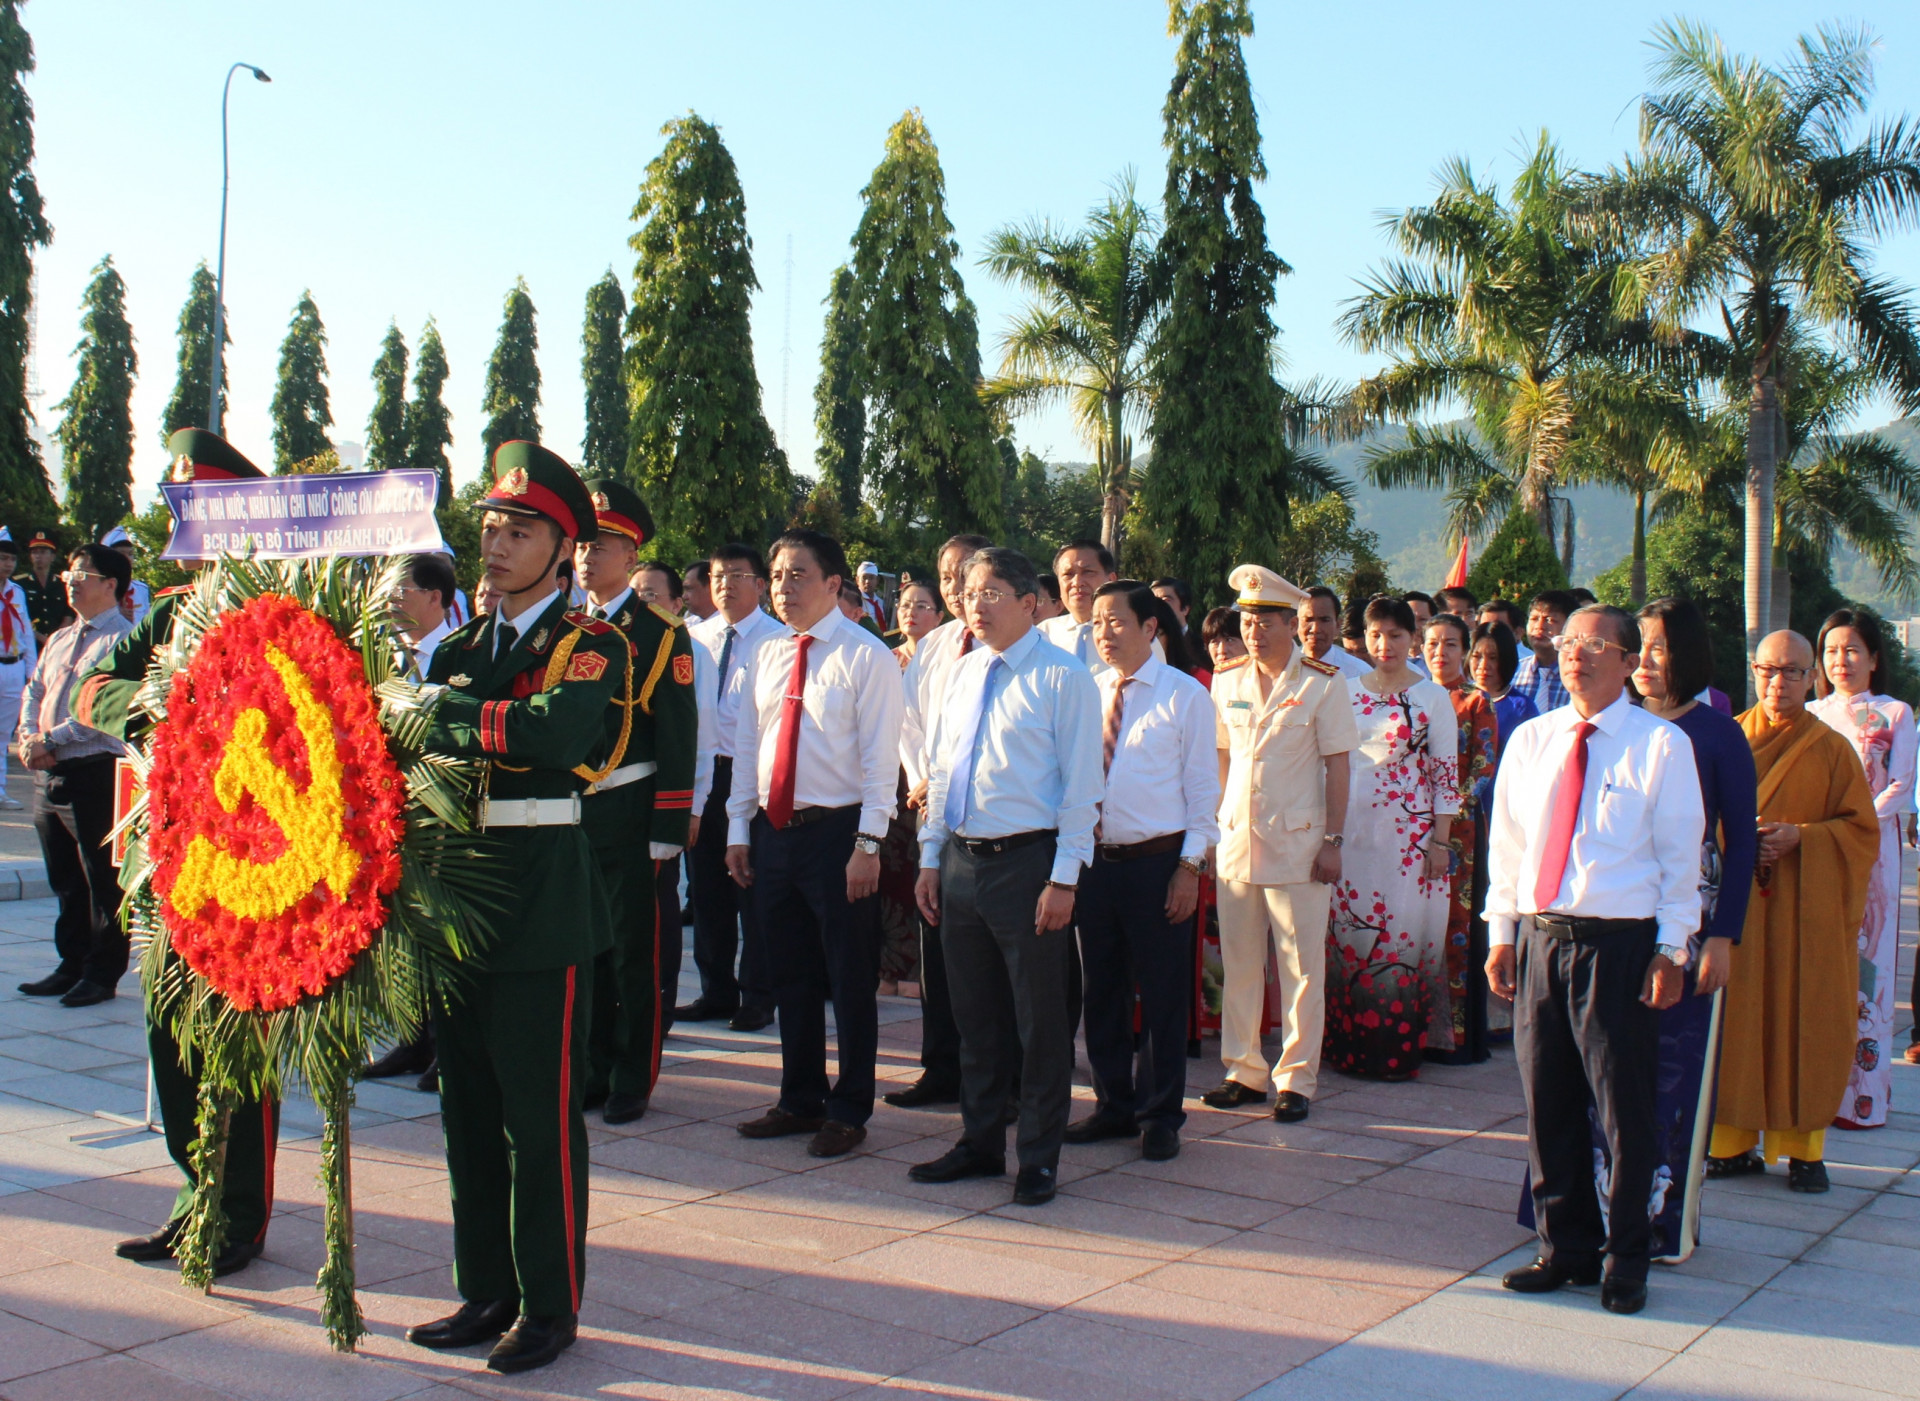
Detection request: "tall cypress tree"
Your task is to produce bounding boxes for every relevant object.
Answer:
[365,322,408,470]
[161,262,225,442]
[481,277,540,471]
[403,318,453,505]
[1140,0,1294,596]
[812,264,865,521]
[626,113,785,545]
[269,290,333,472]
[54,256,136,534]
[579,270,628,479]
[0,3,54,530]
[846,110,1000,537]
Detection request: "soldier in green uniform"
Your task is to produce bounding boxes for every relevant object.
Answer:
[572,478,697,1126]
[402,441,627,1375]
[71,429,280,1279]
[19,528,74,645]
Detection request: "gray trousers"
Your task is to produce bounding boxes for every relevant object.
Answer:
[940,838,1073,1169]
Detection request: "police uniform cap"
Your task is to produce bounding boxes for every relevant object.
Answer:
[583,477,654,548]
[24,529,56,551]
[166,428,266,482]
[476,441,598,542]
[1228,563,1308,613]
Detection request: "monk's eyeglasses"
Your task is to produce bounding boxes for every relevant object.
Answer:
[1751,664,1809,683]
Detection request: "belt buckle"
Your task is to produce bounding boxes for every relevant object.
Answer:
[524,797,539,826]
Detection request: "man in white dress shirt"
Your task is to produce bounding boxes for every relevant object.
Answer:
[398,555,457,677]
[888,532,991,1108]
[727,529,903,1158]
[1038,539,1118,673]
[1484,604,1700,1316]
[101,526,150,626]
[0,531,37,809]
[911,547,1103,1206]
[685,544,783,1030]
[1067,581,1220,1162]
[1301,586,1372,680]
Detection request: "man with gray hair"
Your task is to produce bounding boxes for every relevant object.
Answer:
[910,546,1103,1206]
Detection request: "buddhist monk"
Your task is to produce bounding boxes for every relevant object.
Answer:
[1709,630,1879,1193]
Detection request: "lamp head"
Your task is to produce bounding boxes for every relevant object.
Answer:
[249,66,271,82]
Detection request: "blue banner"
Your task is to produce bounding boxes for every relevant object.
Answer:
[160,469,446,561]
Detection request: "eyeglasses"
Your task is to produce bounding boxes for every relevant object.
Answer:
[1549,633,1627,659]
[1751,664,1810,683]
[712,569,759,584]
[960,588,1016,607]
[59,570,105,585]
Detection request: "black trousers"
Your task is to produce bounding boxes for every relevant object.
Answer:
[1516,916,1661,1282]
[150,1015,279,1243]
[1079,849,1190,1129]
[34,759,127,987]
[917,913,963,1089]
[753,807,880,1126]
[941,838,1073,1169]
[690,758,773,1012]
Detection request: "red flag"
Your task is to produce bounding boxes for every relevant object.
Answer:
[1444,535,1470,589]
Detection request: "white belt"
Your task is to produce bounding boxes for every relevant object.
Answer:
[480,795,582,829]
[584,760,657,795]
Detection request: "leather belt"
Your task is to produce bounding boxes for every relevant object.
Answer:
[1096,833,1184,863]
[769,802,858,830]
[1529,912,1657,941]
[584,759,657,795]
[480,795,583,828]
[0,656,19,665]
[954,828,1056,858]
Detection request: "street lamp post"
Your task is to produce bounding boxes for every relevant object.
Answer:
[207,61,271,435]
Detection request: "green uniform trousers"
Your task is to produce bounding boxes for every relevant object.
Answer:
[586,790,666,1101]
[149,1015,280,1243]
[433,963,590,1317]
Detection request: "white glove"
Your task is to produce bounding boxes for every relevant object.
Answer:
[650,842,683,861]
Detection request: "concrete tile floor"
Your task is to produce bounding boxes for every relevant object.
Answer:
[0,882,1914,1399]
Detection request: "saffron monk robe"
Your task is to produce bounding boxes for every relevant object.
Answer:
[402,441,628,1375]
[70,428,281,1280]
[574,476,697,1127]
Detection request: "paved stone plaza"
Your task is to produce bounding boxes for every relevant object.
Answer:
[0,877,1916,1400]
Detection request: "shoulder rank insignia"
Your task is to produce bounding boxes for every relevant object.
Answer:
[1214,655,1248,673]
[448,673,472,689]
[565,650,609,683]
[648,602,685,629]
[673,653,694,686]
[563,610,618,636]
[156,583,194,598]
[1300,655,1339,677]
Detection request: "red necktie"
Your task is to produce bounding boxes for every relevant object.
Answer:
[765,633,814,829]
[1102,677,1132,775]
[1533,720,1596,911]
[959,630,974,657]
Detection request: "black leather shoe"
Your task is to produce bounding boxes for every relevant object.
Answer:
[808,1121,867,1157]
[415,1060,439,1094]
[18,971,77,997]
[737,1107,825,1139]
[213,1239,264,1277]
[884,1077,961,1108]
[1012,1165,1057,1206]
[729,1006,775,1032]
[1601,1277,1648,1314]
[674,998,736,1023]
[1502,1256,1602,1293]
[114,1219,183,1262]
[58,979,115,1008]
[1200,1079,1268,1109]
[487,1312,578,1374]
[1142,1123,1181,1161]
[363,1038,433,1079]
[603,1091,649,1125]
[908,1145,1006,1183]
[1063,1111,1138,1144]
[407,1298,518,1349]
[1788,1158,1831,1193]
[1706,1149,1766,1179]
[1272,1091,1311,1123]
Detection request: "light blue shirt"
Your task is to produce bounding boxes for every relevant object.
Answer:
[921,626,1104,885]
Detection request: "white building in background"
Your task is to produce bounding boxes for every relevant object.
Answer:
[1891,618,1920,652]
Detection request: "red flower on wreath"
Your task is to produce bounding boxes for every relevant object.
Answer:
[147,593,405,1011]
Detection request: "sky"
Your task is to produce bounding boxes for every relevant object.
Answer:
[24,1,1920,507]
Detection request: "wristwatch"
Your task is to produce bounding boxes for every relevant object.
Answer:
[1322,833,1344,848]
[1178,856,1206,876]
[854,834,883,856]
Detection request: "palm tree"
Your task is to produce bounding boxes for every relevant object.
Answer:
[1340,134,1694,576]
[1560,373,1704,605]
[982,171,1162,559]
[1590,20,1920,660]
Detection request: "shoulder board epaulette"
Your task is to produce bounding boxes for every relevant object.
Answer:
[155,584,194,598]
[563,609,619,636]
[1215,655,1249,673]
[1301,655,1339,677]
[647,602,685,629]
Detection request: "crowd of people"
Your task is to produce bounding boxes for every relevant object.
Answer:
[3,429,1911,1368]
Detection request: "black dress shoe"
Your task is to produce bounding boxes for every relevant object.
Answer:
[1272,1091,1311,1123]
[58,979,115,1008]
[18,970,77,997]
[603,1091,649,1125]
[114,1219,183,1262]
[363,1038,433,1079]
[908,1144,1006,1183]
[1200,1079,1268,1109]
[673,998,736,1023]
[808,1121,867,1157]
[1788,1158,1831,1193]
[487,1312,578,1374]
[1706,1149,1766,1179]
[1012,1165,1057,1206]
[1063,1110,1138,1144]
[213,1239,263,1277]
[415,1060,439,1094]
[737,1107,825,1139]
[1142,1123,1181,1161]
[885,1077,961,1109]
[1601,1277,1648,1314]
[1501,1256,1602,1293]
[407,1298,519,1349]
[729,1006,775,1032]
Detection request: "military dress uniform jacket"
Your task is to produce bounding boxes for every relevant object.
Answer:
[578,593,697,849]
[1212,650,1360,887]
[425,593,628,973]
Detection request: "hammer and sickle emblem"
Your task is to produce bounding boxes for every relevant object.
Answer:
[169,644,362,920]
